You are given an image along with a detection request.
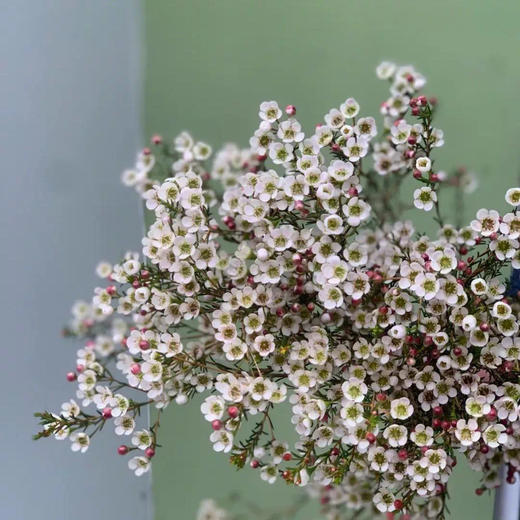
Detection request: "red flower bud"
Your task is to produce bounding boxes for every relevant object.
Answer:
[365,432,376,444]
[285,104,296,115]
[228,406,239,418]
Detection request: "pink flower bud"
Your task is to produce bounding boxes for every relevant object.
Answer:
[145,447,155,458]
[227,406,239,418]
[285,104,296,115]
[486,408,497,421]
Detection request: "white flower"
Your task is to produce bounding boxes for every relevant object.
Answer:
[201,396,225,422]
[391,120,411,144]
[340,97,360,118]
[430,249,456,274]
[121,169,145,188]
[483,424,508,448]
[318,284,344,309]
[368,446,389,472]
[495,397,519,422]
[500,212,520,240]
[61,399,80,419]
[490,235,518,261]
[111,394,129,417]
[383,424,408,447]
[340,401,364,427]
[390,397,414,420]
[114,415,135,436]
[373,490,396,513]
[193,141,212,160]
[341,378,368,403]
[461,314,477,332]
[77,370,97,391]
[269,142,294,165]
[505,187,520,206]
[410,424,434,447]
[131,429,152,450]
[260,465,278,484]
[342,137,368,162]
[196,499,228,520]
[415,156,431,173]
[412,273,439,300]
[277,119,304,143]
[342,197,371,226]
[328,160,354,181]
[376,61,396,80]
[413,187,437,211]
[128,456,151,476]
[158,332,183,357]
[70,432,90,453]
[422,449,446,474]
[222,339,247,361]
[210,430,233,453]
[471,209,500,236]
[355,117,377,140]
[465,396,491,418]
[141,360,163,382]
[253,334,275,357]
[454,419,480,446]
[95,261,112,278]
[317,214,344,235]
[259,101,282,123]
[314,125,333,147]
[469,328,489,346]
[470,278,488,295]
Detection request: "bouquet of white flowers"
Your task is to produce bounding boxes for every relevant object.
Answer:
[36,62,520,519]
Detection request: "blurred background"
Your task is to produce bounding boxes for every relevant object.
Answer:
[2,1,520,519]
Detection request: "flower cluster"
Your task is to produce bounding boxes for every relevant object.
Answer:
[36,62,520,520]
[195,495,309,520]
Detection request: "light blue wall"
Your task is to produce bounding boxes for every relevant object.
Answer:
[0,2,151,519]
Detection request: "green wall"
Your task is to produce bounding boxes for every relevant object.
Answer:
[144,1,520,518]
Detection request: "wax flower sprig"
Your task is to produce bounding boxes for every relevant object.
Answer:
[36,62,520,520]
